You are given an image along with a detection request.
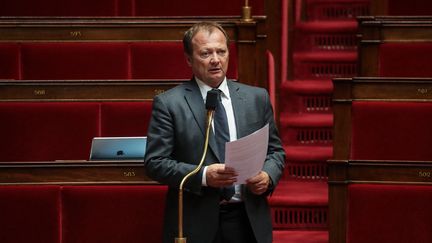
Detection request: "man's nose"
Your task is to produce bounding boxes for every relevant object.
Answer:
[210,53,220,64]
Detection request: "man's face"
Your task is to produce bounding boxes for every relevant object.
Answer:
[186,29,229,88]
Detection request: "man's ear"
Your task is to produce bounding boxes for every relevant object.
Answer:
[185,53,192,67]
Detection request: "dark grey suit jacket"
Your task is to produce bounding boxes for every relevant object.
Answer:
[144,79,285,243]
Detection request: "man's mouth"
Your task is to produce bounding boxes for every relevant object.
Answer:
[209,68,221,73]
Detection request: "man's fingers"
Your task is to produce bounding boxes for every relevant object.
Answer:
[246,171,270,195]
[206,163,238,187]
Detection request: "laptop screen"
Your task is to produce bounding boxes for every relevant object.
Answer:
[89,137,147,161]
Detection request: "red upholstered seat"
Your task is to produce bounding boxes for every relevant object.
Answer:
[131,42,192,79]
[0,0,264,16]
[379,43,432,77]
[134,0,264,16]
[0,43,20,79]
[131,42,238,80]
[348,184,432,243]
[2,41,237,80]
[386,0,432,15]
[21,43,131,80]
[0,101,154,162]
[350,101,432,161]
[0,185,167,243]
[0,102,100,162]
[61,185,167,243]
[0,185,61,243]
[0,0,131,16]
[100,102,153,136]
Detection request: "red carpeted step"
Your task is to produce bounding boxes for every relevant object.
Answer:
[293,51,357,79]
[303,0,370,21]
[295,21,358,51]
[273,230,328,243]
[281,79,333,94]
[294,50,357,61]
[296,20,358,31]
[269,181,328,229]
[279,113,333,146]
[280,113,333,127]
[280,80,333,114]
[283,161,328,180]
[284,145,332,161]
[270,180,328,207]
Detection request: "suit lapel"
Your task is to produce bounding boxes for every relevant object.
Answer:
[184,80,206,135]
[228,81,248,138]
[184,79,219,162]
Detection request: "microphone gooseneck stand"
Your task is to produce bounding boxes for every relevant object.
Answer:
[175,89,218,243]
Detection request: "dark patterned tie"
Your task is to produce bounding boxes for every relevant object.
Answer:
[212,88,235,201]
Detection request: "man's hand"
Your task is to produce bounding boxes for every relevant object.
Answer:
[206,164,237,188]
[246,171,271,195]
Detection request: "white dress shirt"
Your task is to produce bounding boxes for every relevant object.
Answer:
[196,78,242,202]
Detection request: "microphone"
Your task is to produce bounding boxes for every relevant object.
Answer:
[206,89,219,110]
[176,90,218,243]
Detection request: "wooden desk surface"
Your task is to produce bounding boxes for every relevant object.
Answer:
[0,160,157,185]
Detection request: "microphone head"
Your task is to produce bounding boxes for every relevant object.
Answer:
[206,89,219,110]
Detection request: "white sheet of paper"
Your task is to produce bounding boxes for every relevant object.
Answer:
[225,124,269,185]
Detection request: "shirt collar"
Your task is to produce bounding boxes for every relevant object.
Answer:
[195,77,230,101]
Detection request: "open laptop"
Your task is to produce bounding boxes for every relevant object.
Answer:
[89,137,147,161]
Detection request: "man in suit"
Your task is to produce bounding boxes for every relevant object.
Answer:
[144,22,285,243]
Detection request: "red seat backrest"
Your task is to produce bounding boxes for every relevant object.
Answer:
[0,101,153,162]
[350,101,432,161]
[0,185,61,243]
[0,0,263,16]
[124,0,264,16]
[131,42,192,79]
[61,185,167,243]
[101,102,153,137]
[386,0,432,15]
[0,43,20,79]
[379,43,432,77]
[0,0,131,16]
[131,42,238,80]
[0,102,100,162]
[0,185,167,243]
[2,42,239,80]
[348,184,432,243]
[21,43,131,80]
